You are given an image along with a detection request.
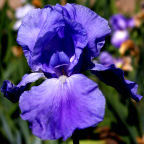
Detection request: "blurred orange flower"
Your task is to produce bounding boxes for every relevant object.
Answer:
[119,40,139,57]
[12,46,23,57]
[137,136,144,144]
[32,0,42,8]
[121,56,133,71]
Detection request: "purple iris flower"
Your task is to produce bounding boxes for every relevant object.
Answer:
[111,30,129,48]
[1,3,142,141]
[99,51,116,66]
[110,14,135,48]
[99,51,124,68]
[110,14,135,30]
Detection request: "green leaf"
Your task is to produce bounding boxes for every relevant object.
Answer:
[69,140,105,144]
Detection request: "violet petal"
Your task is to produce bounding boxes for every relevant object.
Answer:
[19,74,105,140]
[1,73,45,102]
[90,64,142,101]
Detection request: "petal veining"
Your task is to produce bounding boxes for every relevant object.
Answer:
[19,74,105,140]
[64,3,111,56]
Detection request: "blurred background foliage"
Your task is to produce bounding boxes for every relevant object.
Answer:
[0,0,144,144]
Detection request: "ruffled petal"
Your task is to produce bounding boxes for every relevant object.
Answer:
[17,73,45,87]
[31,17,87,72]
[64,3,111,56]
[125,80,142,101]
[17,7,64,71]
[17,8,51,63]
[90,64,142,101]
[1,73,45,103]
[19,74,105,140]
[17,6,87,73]
[1,80,25,103]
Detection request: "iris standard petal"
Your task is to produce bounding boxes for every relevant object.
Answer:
[49,51,70,76]
[17,6,87,73]
[17,8,51,63]
[64,3,111,56]
[31,18,87,73]
[1,73,45,102]
[90,64,142,101]
[17,7,64,71]
[19,74,105,140]
[49,51,70,68]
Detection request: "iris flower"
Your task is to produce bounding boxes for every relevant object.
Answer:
[1,4,142,140]
[99,51,122,67]
[99,51,133,71]
[110,14,135,48]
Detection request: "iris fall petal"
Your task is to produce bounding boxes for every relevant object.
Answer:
[19,74,105,140]
[90,64,142,101]
[1,73,45,102]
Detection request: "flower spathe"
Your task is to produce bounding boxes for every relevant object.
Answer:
[1,3,142,141]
